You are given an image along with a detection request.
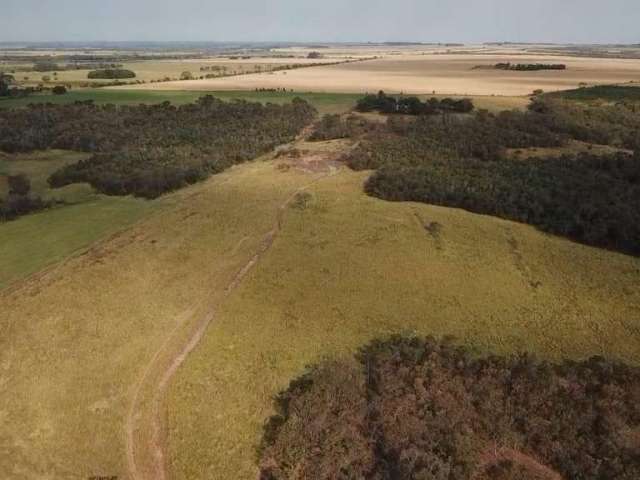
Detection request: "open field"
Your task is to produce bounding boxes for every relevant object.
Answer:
[118,52,640,96]
[1,137,638,479]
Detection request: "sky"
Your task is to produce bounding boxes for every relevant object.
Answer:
[2,0,639,44]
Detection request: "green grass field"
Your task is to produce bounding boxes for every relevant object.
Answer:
[0,150,158,289]
[550,84,640,102]
[0,89,361,114]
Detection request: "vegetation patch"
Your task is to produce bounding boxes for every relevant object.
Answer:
[260,336,640,480]
[0,174,50,221]
[551,84,640,102]
[356,91,474,115]
[0,96,316,198]
[345,98,640,255]
[87,69,136,79]
[494,62,567,71]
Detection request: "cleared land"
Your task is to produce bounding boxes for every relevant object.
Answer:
[1,138,638,480]
[119,53,640,96]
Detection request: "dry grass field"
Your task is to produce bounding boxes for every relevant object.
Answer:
[120,51,640,96]
[11,58,344,88]
[2,137,638,479]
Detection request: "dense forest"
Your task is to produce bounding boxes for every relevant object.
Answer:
[0,96,316,198]
[356,91,474,115]
[260,336,640,480]
[344,97,640,255]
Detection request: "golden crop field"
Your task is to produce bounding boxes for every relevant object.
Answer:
[120,49,640,96]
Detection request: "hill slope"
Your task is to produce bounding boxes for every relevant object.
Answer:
[0,138,639,480]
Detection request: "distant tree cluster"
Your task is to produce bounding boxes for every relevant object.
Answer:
[356,91,474,115]
[495,62,567,71]
[32,62,62,72]
[87,69,136,79]
[260,336,640,480]
[0,174,49,221]
[0,96,316,198]
[0,73,13,97]
[0,73,38,99]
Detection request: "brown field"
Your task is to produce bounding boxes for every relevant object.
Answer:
[118,52,640,96]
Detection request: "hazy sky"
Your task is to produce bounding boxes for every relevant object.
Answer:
[2,0,639,44]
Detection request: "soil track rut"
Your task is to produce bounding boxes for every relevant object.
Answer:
[125,140,340,480]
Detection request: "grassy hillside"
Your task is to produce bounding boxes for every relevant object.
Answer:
[165,143,640,479]
[1,139,639,479]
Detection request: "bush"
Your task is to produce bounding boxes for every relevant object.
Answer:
[7,174,30,196]
[259,336,640,480]
[52,85,67,95]
[0,174,49,221]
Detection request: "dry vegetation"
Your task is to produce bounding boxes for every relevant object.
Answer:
[121,49,640,96]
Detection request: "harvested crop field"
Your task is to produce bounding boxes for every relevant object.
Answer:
[119,53,640,96]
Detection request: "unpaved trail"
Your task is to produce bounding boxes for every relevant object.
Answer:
[125,136,343,480]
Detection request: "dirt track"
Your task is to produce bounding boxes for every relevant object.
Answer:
[125,134,342,480]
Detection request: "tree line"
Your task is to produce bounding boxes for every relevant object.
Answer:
[259,335,640,480]
[0,96,316,199]
[356,91,474,115]
[87,69,136,79]
[495,62,567,71]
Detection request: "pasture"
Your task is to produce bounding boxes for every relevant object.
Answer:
[2,138,636,479]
